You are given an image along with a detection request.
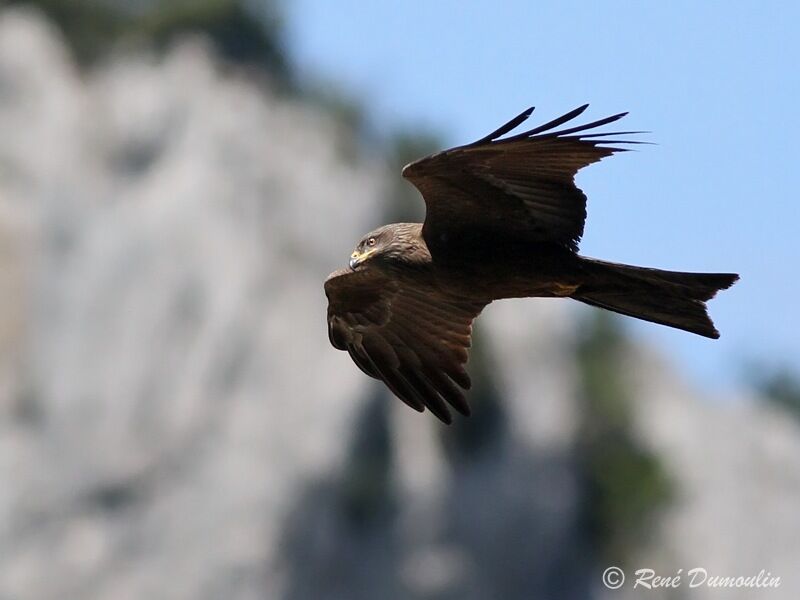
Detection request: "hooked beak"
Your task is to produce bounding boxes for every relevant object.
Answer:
[349,249,374,270]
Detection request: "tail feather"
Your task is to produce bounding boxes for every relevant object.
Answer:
[573,259,738,339]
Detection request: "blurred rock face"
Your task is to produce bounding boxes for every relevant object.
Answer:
[1,8,799,600]
[0,8,385,599]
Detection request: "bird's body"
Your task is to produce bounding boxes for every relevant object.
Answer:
[325,105,738,423]
[388,224,585,300]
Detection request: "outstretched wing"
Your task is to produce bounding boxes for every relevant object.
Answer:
[325,267,487,424]
[402,105,644,252]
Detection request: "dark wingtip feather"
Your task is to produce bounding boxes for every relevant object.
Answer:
[399,366,454,424]
[500,104,591,142]
[469,106,535,146]
[591,141,653,146]
[454,400,471,418]
[542,111,628,138]
[464,105,641,149]
[422,367,471,417]
[432,407,453,424]
[572,130,649,138]
[456,371,472,390]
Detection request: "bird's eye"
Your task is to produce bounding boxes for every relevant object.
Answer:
[367,237,376,246]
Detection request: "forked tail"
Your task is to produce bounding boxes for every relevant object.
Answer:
[572,258,739,338]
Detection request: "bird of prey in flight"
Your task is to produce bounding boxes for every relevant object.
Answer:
[325,104,738,423]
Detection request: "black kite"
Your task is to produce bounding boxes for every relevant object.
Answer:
[325,105,738,423]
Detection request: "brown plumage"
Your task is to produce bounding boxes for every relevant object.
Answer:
[325,105,738,423]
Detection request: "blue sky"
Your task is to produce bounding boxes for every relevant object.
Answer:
[285,1,799,392]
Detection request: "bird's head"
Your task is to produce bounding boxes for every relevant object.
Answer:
[349,223,422,270]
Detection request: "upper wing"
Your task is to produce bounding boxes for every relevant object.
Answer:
[402,104,643,252]
[325,267,487,424]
